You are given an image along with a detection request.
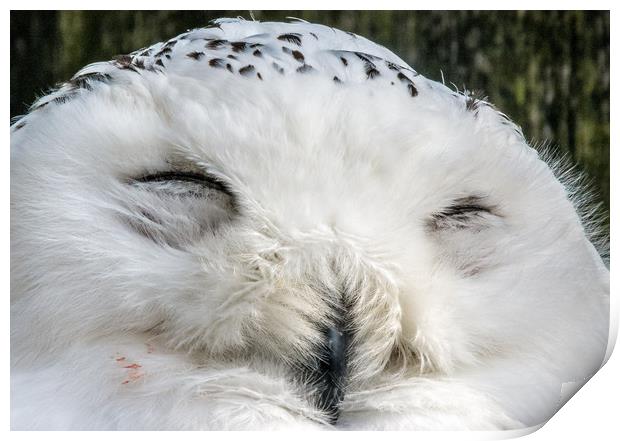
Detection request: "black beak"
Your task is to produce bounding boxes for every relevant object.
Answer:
[308,324,348,425]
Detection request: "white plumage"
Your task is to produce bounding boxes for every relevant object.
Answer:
[10,18,609,430]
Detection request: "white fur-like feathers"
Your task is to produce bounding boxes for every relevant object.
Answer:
[10,18,609,430]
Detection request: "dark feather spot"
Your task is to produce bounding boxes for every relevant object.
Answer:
[114,55,138,72]
[132,58,146,69]
[206,39,227,49]
[354,52,371,63]
[52,94,75,105]
[114,54,132,65]
[163,40,177,49]
[277,33,302,46]
[239,64,255,76]
[90,72,113,82]
[282,46,306,62]
[398,72,418,96]
[365,63,380,79]
[340,57,348,66]
[291,50,305,63]
[154,47,172,58]
[253,49,262,57]
[69,72,112,91]
[155,59,165,67]
[385,61,401,71]
[186,51,205,60]
[231,41,249,52]
[272,62,284,75]
[333,76,341,83]
[226,63,233,72]
[296,64,314,74]
[13,121,26,130]
[257,72,263,80]
[209,58,225,68]
[227,54,238,60]
[310,32,319,40]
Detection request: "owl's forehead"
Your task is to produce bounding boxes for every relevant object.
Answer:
[139,76,534,234]
[17,18,470,120]
[14,18,526,151]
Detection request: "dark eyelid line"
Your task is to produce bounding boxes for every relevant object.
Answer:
[439,203,492,217]
[131,171,232,195]
[440,196,495,216]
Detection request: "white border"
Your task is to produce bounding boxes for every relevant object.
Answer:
[4,4,617,440]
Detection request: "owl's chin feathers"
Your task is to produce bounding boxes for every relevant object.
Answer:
[10,334,524,430]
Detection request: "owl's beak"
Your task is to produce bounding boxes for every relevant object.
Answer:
[307,324,348,425]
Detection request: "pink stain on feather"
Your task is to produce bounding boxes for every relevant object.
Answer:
[113,354,145,385]
[124,363,142,369]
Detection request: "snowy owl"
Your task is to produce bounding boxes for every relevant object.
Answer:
[10,18,609,430]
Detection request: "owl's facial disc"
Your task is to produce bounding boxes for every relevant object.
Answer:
[118,162,507,423]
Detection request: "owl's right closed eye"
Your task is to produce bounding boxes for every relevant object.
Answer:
[10,18,609,430]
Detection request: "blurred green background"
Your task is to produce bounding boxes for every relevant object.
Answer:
[10,11,609,228]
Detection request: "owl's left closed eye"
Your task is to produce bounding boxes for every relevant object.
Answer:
[122,169,237,247]
[428,196,499,232]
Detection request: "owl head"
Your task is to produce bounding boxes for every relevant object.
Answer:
[11,18,609,428]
